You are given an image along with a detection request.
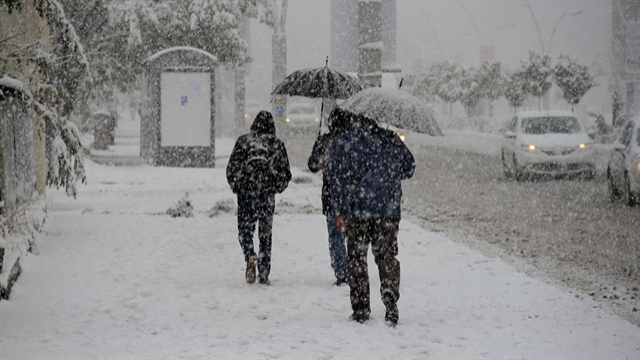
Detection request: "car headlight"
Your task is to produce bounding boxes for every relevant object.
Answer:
[285,118,291,123]
[578,143,587,150]
[522,144,536,152]
[314,118,319,123]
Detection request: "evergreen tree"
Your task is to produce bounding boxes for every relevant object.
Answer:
[429,61,463,116]
[405,71,434,104]
[459,67,482,117]
[476,61,504,117]
[504,70,527,113]
[553,54,596,111]
[519,52,553,110]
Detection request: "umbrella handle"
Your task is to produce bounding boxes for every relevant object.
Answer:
[318,99,324,136]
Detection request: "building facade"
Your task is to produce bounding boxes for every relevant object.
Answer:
[612,0,640,117]
[330,0,398,73]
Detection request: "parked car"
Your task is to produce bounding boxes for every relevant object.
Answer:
[607,116,640,206]
[502,110,596,181]
[283,103,320,133]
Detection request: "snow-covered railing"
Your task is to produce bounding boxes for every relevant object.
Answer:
[145,46,218,63]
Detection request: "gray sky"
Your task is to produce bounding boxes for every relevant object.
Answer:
[247,0,612,110]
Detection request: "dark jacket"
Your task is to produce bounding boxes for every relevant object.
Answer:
[226,111,292,195]
[329,116,415,221]
[307,108,352,215]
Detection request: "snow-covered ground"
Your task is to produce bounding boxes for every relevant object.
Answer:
[1,119,638,359]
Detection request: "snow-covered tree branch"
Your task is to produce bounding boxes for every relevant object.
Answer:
[1,0,88,197]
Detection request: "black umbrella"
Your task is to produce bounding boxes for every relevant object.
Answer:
[271,57,364,132]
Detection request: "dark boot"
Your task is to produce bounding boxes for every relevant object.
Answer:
[384,303,398,327]
[349,310,370,324]
[333,277,348,286]
[382,290,398,327]
[245,256,257,284]
[258,275,270,285]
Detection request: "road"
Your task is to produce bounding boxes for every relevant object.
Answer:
[281,130,640,326]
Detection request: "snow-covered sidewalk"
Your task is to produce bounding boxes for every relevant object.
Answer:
[1,137,638,359]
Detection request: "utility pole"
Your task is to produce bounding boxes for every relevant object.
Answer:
[358,0,382,88]
[234,17,249,136]
[272,0,288,125]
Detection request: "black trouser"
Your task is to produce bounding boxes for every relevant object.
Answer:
[237,193,275,280]
[346,219,400,316]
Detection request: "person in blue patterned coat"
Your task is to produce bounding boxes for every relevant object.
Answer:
[329,114,415,326]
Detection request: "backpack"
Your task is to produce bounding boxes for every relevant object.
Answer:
[240,135,276,193]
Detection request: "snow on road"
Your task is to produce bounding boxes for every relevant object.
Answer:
[1,130,638,359]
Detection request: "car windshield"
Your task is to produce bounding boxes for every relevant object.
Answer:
[521,116,582,134]
[289,106,316,115]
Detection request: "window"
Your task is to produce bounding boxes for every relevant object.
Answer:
[521,116,582,134]
[288,105,316,115]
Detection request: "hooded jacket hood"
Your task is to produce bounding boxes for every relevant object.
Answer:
[251,110,276,136]
[328,108,353,133]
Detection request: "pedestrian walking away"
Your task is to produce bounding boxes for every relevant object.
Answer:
[307,108,353,286]
[329,114,415,327]
[226,110,292,286]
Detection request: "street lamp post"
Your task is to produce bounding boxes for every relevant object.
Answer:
[523,1,584,55]
[523,1,584,109]
[523,0,545,54]
[547,10,584,54]
[272,0,288,125]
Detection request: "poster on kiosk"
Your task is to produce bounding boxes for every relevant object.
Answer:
[160,71,211,147]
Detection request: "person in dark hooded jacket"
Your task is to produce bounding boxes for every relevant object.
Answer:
[307,108,353,286]
[226,110,291,285]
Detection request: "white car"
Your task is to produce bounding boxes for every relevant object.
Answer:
[283,103,320,133]
[607,116,640,206]
[502,111,596,181]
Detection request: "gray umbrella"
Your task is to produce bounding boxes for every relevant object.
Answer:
[271,57,364,131]
[339,87,443,136]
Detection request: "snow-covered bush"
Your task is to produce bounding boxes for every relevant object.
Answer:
[166,193,194,218]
